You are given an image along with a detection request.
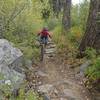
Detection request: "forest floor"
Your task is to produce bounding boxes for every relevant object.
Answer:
[27,43,94,100]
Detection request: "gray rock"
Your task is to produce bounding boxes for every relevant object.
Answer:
[60,98,67,100]
[38,84,53,93]
[45,48,56,54]
[36,70,48,77]
[5,80,11,85]
[63,89,80,100]
[43,94,50,100]
[0,39,26,94]
[80,60,91,76]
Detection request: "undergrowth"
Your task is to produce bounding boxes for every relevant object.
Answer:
[0,78,43,100]
[85,48,100,89]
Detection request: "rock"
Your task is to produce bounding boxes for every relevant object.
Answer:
[0,39,27,95]
[43,94,50,100]
[74,67,80,74]
[46,44,56,49]
[36,70,48,77]
[63,89,80,100]
[46,54,56,58]
[60,98,67,100]
[38,84,53,93]
[0,80,5,84]
[45,48,56,54]
[38,81,42,85]
[80,60,91,76]
[5,80,11,85]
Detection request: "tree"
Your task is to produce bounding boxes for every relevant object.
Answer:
[79,0,90,31]
[49,0,63,17]
[49,0,71,32]
[79,0,100,55]
[62,0,71,32]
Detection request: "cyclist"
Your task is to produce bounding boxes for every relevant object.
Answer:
[38,27,51,45]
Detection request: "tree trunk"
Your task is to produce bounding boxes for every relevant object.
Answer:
[49,0,63,17]
[79,0,100,54]
[62,0,71,32]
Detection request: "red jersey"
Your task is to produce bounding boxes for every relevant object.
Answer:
[38,29,51,38]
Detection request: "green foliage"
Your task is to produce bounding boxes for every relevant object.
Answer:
[0,73,4,80]
[16,88,25,100]
[13,89,43,100]
[85,57,100,81]
[26,90,37,100]
[71,0,89,31]
[0,74,12,97]
[67,26,82,46]
[52,25,62,44]
[85,47,97,59]
[0,83,43,100]
[52,25,65,49]
[85,48,100,87]
[26,90,43,100]
[41,8,50,20]
[0,0,90,60]
[0,0,44,60]
[0,83,12,98]
[79,0,89,31]
[52,25,73,50]
[46,18,60,30]
[71,5,80,26]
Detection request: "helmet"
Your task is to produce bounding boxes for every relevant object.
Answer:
[43,26,48,31]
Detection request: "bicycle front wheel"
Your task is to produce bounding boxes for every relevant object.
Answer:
[41,44,44,61]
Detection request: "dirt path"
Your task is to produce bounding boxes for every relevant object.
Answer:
[27,43,93,100]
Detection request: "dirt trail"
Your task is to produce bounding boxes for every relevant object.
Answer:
[27,43,93,100]
[37,60,92,100]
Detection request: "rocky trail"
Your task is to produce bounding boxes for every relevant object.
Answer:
[27,42,94,100]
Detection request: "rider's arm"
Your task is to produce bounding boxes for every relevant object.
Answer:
[37,32,41,36]
[38,30,43,36]
[48,32,51,38]
[49,34,51,38]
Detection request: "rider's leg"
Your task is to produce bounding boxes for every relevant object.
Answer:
[44,37,47,44]
[44,36,48,47]
[40,36,45,44]
[43,37,46,44]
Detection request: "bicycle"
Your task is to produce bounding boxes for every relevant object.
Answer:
[39,37,48,61]
[40,42,45,61]
[36,36,51,61]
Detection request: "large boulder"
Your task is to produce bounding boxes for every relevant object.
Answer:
[0,39,30,96]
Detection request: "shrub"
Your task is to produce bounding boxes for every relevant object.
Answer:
[46,18,60,30]
[52,25,62,44]
[85,57,100,81]
[85,47,97,59]
[68,26,83,46]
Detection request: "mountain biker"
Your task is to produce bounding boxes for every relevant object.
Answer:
[38,27,51,45]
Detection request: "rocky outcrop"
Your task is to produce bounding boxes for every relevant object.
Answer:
[0,39,31,98]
